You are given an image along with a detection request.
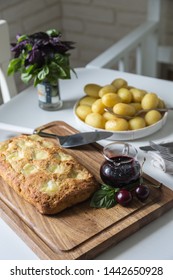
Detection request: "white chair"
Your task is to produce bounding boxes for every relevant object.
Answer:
[86,0,173,79]
[0,19,17,103]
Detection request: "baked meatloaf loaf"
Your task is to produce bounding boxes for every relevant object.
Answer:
[0,134,98,214]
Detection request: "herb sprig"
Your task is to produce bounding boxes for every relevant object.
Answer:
[90,180,142,209]
[8,29,75,86]
[90,184,119,209]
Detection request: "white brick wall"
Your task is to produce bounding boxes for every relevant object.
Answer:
[0,0,62,91]
[61,0,148,67]
[1,0,62,40]
[0,0,173,93]
[63,4,115,23]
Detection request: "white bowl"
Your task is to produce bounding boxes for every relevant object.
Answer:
[73,101,168,141]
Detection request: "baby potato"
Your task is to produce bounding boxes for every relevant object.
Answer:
[130,88,146,102]
[101,93,121,107]
[76,105,92,121]
[129,117,146,130]
[84,83,102,98]
[85,113,105,129]
[113,103,136,116]
[117,88,132,103]
[103,111,117,121]
[98,84,117,98]
[144,110,162,125]
[141,93,159,109]
[130,102,142,112]
[126,85,134,90]
[91,99,105,114]
[157,98,166,109]
[111,78,128,89]
[105,118,129,131]
[79,96,97,106]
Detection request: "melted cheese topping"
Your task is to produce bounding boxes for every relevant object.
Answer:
[40,180,60,195]
[1,135,89,196]
[47,163,66,174]
[33,150,48,160]
[58,152,73,161]
[6,150,24,162]
[21,163,38,176]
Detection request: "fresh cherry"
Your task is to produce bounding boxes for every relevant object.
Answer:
[116,189,132,206]
[135,184,150,201]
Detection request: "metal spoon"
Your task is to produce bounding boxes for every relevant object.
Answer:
[105,107,172,120]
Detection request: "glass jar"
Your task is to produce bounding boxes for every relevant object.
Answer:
[100,142,141,188]
[37,80,63,111]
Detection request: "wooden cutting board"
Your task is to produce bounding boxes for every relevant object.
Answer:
[0,121,173,259]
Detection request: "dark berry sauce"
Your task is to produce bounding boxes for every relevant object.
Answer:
[100,155,141,188]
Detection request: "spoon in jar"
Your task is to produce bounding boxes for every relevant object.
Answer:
[104,107,172,120]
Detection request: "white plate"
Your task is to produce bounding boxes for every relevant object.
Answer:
[73,101,168,141]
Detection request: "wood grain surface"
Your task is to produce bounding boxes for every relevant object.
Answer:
[0,121,173,259]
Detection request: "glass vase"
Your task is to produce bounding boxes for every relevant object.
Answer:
[37,80,63,111]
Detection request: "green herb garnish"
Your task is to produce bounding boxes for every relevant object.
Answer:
[90,184,119,209]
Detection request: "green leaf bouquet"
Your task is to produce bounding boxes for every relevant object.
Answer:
[8,29,75,86]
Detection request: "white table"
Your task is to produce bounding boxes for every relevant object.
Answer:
[0,68,173,260]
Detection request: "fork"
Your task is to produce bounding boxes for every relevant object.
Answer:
[149,141,173,153]
[149,141,173,162]
[105,107,172,120]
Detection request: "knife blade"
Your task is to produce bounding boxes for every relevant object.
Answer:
[140,142,173,152]
[37,130,113,148]
[0,122,113,148]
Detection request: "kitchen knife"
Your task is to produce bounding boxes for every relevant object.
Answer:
[140,142,173,152]
[0,122,113,148]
